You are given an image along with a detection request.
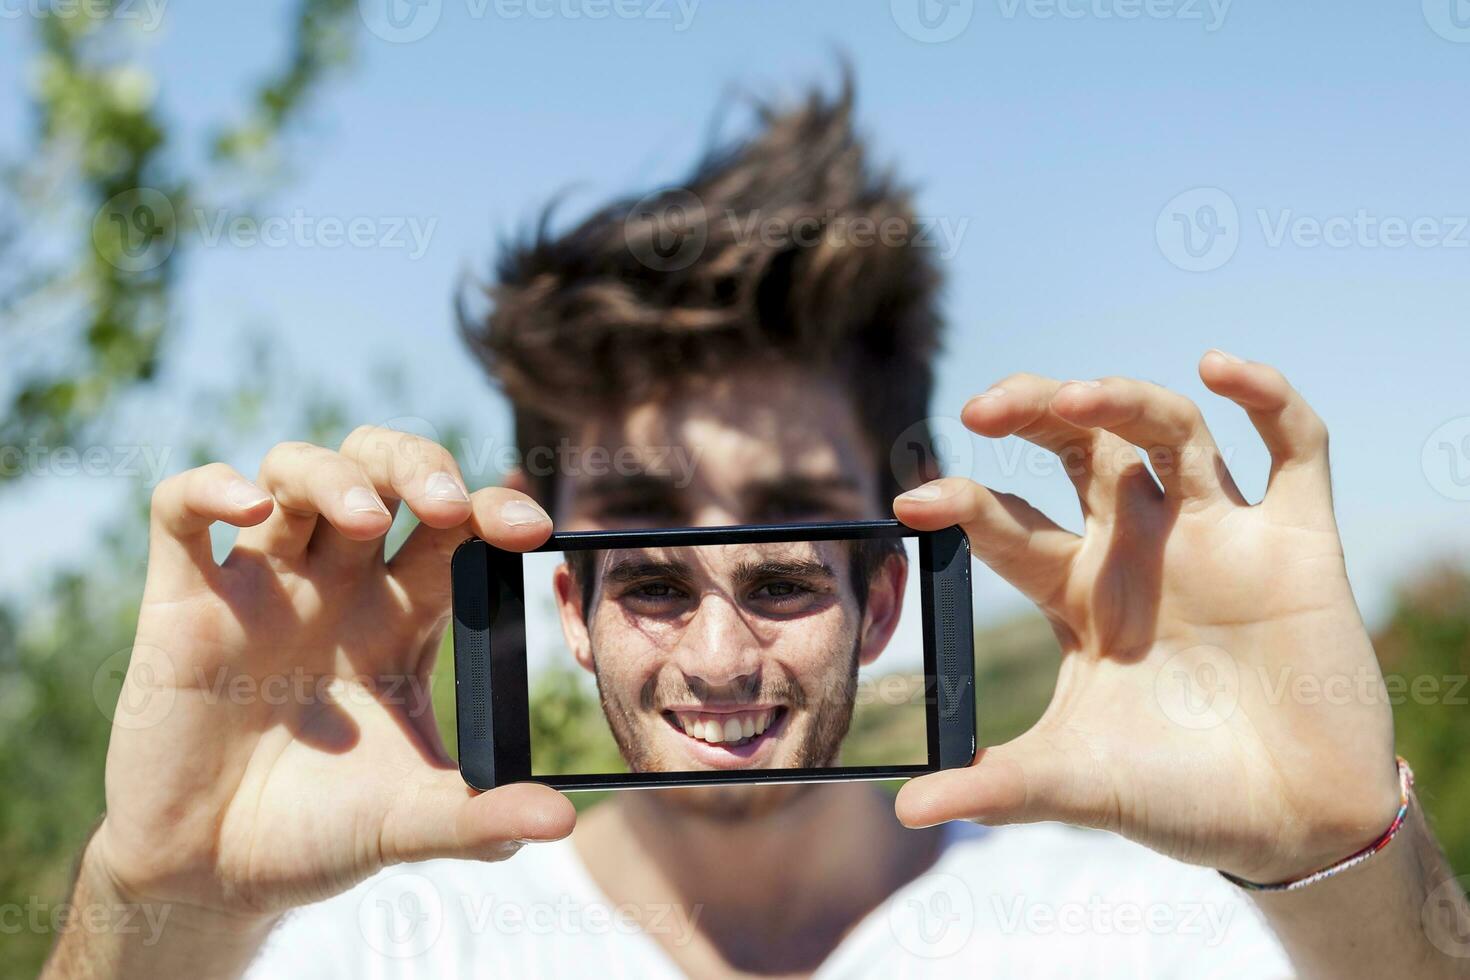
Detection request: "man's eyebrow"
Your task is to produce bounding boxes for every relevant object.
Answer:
[730,557,836,586]
[747,474,863,498]
[578,471,680,500]
[742,474,868,515]
[601,557,693,584]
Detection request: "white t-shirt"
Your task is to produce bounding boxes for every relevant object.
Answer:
[245,821,1292,978]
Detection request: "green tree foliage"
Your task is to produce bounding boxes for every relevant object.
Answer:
[1375,565,1470,875]
[2,0,356,480]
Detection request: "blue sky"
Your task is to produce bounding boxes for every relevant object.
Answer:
[3,0,1469,625]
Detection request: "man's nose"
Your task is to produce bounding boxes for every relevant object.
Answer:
[688,505,743,528]
[673,591,762,692]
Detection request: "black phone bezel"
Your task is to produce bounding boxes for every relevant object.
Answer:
[451,520,975,792]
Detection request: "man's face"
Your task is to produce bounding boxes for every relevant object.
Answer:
[555,539,902,775]
[543,364,901,817]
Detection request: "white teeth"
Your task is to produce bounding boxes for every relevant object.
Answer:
[671,710,780,746]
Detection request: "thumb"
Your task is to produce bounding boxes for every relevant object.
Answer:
[895,733,1095,830]
[381,773,577,866]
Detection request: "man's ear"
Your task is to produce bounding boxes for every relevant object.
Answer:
[552,563,596,675]
[857,553,907,667]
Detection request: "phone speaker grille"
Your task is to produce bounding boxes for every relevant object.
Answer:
[461,583,490,740]
[468,637,488,738]
[938,580,957,713]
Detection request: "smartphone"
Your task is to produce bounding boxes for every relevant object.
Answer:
[450,519,975,791]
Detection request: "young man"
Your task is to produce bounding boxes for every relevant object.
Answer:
[551,537,908,774]
[47,85,1470,978]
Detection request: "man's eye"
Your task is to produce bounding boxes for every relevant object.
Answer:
[752,581,807,602]
[627,582,686,602]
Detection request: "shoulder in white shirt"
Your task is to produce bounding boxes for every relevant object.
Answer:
[246,820,1292,979]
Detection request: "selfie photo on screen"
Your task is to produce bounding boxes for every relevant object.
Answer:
[523,537,927,776]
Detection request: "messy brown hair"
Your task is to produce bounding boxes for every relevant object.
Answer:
[461,74,944,508]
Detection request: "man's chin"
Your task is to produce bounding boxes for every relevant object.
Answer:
[646,782,815,822]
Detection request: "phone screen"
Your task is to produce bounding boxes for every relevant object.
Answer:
[520,534,930,779]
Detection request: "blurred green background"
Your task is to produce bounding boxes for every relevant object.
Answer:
[3,4,1468,978]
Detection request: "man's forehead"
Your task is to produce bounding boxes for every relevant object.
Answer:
[577,372,871,478]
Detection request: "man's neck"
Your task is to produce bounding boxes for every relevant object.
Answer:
[572,784,944,976]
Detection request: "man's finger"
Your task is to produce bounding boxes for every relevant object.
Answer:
[311,426,475,565]
[962,373,1160,517]
[1198,350,1334,516]
[894,730,1097,830]
[379,774,576,866]
[893,477,1078,611]
[146,463,274,596]
[233,442,393,560]
[389,487,553,607]
[1049,376,1245,506]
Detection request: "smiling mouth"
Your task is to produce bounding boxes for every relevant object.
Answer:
[663,706,788,749]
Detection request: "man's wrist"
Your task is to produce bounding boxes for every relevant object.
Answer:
[1226,756,1410,889]
[1246,793,1470,979]
[42,828,278,980]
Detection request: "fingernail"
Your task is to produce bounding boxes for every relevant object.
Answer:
[501,499,550,527]
[1064,379,1102,389]
[972,386,1006,401]
[899,483,945,502]
[424,472,470,503]
[1208,348,1245,364]
[226,480,271,510]
[344,486,390,517]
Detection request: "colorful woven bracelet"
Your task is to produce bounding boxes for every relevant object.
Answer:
[1220,756,1414,893]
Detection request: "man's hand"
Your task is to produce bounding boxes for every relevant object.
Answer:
[56,427,574,976]
[894,352,1470,976]
[892,352,1400,883]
